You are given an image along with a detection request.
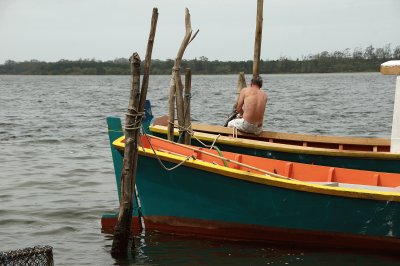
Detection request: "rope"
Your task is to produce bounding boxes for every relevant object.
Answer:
[124,110,144,130]
[142,132,195,171]
[175,123,222,150]
[214,146,228,167]
[178,91,192,143]
[193,133,221,150]
[173,121,223,164]
[209,134,220,150]
[232,127,238,138]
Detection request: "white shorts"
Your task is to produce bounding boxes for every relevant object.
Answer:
[227,118,263,135]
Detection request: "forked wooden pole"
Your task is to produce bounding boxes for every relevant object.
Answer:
[168,8,199,142]
[253,0,264,78]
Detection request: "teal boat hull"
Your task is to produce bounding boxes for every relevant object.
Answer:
[103,117,400,253]
[133,153,400,251]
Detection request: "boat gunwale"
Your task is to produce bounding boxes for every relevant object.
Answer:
[190,122,390,146]
[149,125,400,159]
[112,135,400,202]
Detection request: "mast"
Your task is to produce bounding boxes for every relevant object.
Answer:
[253,0,264,77]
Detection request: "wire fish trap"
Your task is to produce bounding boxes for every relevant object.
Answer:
[0,246,53,266]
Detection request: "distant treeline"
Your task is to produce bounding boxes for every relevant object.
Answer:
[1,44,399,75]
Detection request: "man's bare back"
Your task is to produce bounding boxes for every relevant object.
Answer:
[227,76,268,135]
[236,82,268,126]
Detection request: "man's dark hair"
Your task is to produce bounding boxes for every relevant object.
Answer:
[251,76,263,88]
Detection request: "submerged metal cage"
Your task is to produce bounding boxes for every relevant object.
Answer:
[0,246,53,266]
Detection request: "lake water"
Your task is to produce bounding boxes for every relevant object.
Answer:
[0,73,399,265]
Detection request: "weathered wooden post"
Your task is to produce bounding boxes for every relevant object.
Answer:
[111,7,158,258]
[236,72,247,95]
[224,0,263,127]
[183,68,192,144]
[381,60,400,153]
[111,52,141,258]
[139,8,159,112]
[168,77,176,141]
[253,0,264,78]
[175,62,185,143]
[167,8,199,142]
[223,72,247,127]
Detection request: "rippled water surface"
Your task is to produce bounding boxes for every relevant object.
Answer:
[0,74,399,265]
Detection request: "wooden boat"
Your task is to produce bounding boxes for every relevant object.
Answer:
[102,117,400,253]
[147,115,400,173]
[146,62,400,174]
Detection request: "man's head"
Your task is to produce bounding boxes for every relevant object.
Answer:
[251,76,263,88]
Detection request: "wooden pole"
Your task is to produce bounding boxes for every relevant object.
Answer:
[184,68,192,144]
[236,72,247,98]
[111,8,158,258]
[139,8,159,112]
[167,8,199,142]
[167,77,176,141]
[253,0,264,78]
[174,61,185,143]
[223,72,247,127]
[111,53,141,258]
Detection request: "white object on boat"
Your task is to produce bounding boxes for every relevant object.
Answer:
[381,61,400,153]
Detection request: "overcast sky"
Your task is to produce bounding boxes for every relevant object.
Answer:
[1,0,399,63]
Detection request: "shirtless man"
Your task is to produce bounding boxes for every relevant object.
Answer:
[227,76,268,135]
